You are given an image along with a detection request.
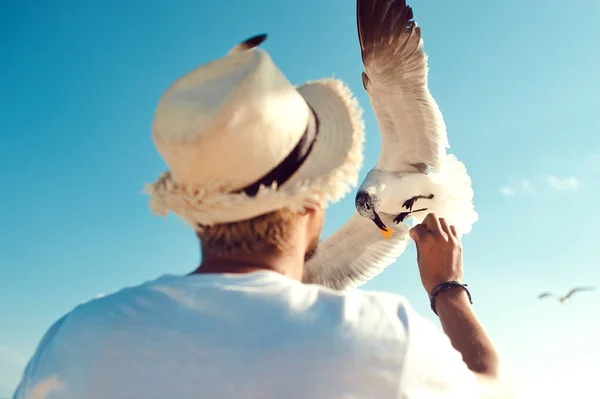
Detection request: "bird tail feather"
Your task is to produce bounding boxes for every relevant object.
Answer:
[413,154,478,235]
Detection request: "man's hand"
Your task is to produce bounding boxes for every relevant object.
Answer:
[409,213,463,294]
[410,213,513,398]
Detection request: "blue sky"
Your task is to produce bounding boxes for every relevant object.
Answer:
[1,0,599,397]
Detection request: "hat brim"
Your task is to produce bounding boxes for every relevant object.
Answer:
[146,78,365,228]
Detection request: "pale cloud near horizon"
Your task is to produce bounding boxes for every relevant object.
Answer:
[499,186,516,197]
[499,179,535,197]
[545,175,580,191]
[498,151,595,197]
[500,175,581,196]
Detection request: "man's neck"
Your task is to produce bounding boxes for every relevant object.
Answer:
[191,246,306,281]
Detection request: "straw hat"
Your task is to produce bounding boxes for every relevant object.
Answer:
[145,34,365,229]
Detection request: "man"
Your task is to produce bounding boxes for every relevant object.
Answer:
[13,37,512,399]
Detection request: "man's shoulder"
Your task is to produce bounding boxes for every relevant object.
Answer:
[37,274,420,351]
[40,276,168,336]
[307,281,414,314]
[46,274,418,332]
[301,283,417,338]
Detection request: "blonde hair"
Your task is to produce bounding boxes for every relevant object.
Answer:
[197,208,298,255]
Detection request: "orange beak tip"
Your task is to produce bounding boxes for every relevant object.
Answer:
[379,227,394,240]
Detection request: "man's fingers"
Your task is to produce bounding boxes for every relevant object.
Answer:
[449,225,458,237]
[409,224,428,242]
[422,213,443,236]
[439,218,452,237]
[422,212,435,227]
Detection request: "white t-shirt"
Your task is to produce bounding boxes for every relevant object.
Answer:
[13,271,480,399]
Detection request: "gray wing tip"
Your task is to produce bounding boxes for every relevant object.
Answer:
[229,33,268,54]
[357,0,416,45]
[357,0,422,77]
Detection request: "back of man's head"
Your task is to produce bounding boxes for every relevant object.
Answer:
[197,209,296,255]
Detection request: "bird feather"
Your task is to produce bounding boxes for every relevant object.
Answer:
[229,34,268,54]
[564,286,595,299]
[357,0,449,173]
[303,213,410,290]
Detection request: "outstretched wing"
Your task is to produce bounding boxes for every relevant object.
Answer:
[303,212,410,291]
[564,286,596,299]
[357,0,448,173]
[538,292,556,299]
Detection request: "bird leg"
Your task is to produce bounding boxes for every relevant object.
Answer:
[393,207,428,224]
[402,194,434,211]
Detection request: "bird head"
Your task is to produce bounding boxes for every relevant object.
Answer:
[355,190,394,239]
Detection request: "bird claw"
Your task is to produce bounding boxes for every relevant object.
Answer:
[394,207,429,224]
[402,198,415,210]
[402,194,434,211]
[394,212,410,224]
[397,195,435,224]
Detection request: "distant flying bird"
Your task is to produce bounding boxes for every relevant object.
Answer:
[538,287,596,303]
[303,0,477,291]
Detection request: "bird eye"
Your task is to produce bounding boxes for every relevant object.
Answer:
[365,203,370,210]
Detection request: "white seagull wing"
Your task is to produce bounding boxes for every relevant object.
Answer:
[358,0,448,173]
[303,212,410,291]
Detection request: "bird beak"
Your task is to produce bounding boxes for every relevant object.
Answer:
[379,227,394,240]
[372,212,393,240]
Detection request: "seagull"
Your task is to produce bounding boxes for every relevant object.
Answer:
[354,0,478,236]
[303,0,478,290]
[538,287,596,304]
